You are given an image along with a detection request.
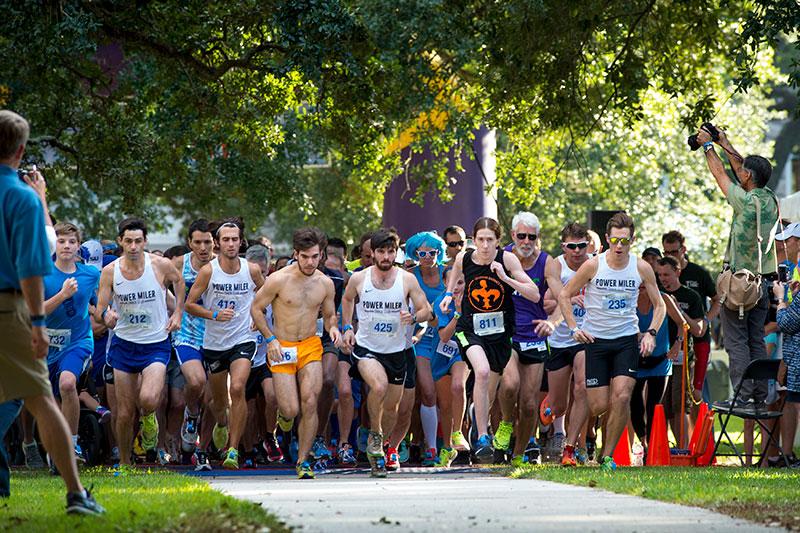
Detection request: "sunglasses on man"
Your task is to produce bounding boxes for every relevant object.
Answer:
[608,237,632,246]
[515,233,538,241]
[563,241,589,250]
[446,240,465,248]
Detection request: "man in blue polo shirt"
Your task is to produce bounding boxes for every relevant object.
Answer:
[44,222,101,463]
[0,110,103,514]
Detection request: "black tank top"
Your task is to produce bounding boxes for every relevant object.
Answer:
[457,248,515,340]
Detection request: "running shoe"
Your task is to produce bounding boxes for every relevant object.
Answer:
[181,409,199,453]
[561,444,577,467]
[452,431,470,452]
[157,448,172,466]
[398,440,410,463]
[600,455,617,472]
[212,423,229,451]
[385,447,400,471]
[74,443,86,464]
[366,431,384,458]
[511,454,528,468]
[223,448,239,470]
[110,446,120,463]
[438,447,458,468]
[357,426,369,453]
[296,460,315,479]
[193,450,212,471]
[474,434,494,464]
[524,438,542,465]
[493,421,514,451]
[549,432,566,459]
[312,436,332,459]
[140,412,159,451]
[66,487,106,515]
[338,443,357,466]
[422,448,439,467]
[539,395,555,425]
[586,437,596,462]
[95,406,112,424]
[370,455,387,478]
[263,435,284,463]
[23,441,45,468]
[277,412,295,433]
[575,447,589,465]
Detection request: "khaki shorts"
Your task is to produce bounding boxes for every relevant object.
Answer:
[0,292,51,402]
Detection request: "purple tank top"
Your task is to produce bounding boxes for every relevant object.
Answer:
[503,245,549,343]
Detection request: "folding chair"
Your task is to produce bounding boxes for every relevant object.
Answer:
[710,359,787,467]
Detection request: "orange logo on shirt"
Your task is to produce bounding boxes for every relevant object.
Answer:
[468,277,504,311]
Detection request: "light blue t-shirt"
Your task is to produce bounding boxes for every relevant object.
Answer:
[44,262,100,363]
[0,165,51,289]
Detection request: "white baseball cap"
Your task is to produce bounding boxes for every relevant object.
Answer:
[80,240,104,271]
[776,222,800,241]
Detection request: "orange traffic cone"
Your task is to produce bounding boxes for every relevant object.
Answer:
[696,410,717,466]
[612,426,632,466]
[646,404,670,466]
[688,402,709,455]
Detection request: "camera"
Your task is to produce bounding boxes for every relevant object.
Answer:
[779,263,790,283]
[687,123,720,151]
[16,164,37,182]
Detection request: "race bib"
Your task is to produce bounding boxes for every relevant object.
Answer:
[47,328,71,351]
[316,318,324,338]
[271,345,298,367]
[602,293,631,315]
[473,312,504,337]
[125,310,153,329]
[369,314,400,337]
[572,305,586,318]
[520,340,547,352]
[436,339,460,359]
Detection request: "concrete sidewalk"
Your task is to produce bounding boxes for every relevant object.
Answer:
[210,468,780,532]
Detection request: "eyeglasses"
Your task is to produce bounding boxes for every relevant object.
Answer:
[446,240,464,248]
[608,237,632,246]
[663,248,682,256]
[515,233,538,241]
[416,250,439,258]
[563,241,589,250]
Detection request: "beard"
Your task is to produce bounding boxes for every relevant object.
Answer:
[376,260,393,272]
[515,245,534,258]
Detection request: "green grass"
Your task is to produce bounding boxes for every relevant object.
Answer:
[510,465,800,531]
[0,468,289,532]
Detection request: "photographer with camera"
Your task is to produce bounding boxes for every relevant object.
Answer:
[697,124,778,412]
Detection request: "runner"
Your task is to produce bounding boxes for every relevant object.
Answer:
[557,212,665,471]
[185,219,264,470]
[443,225,467,263]
[341,228,432,477]
[44,223,101,462]
[539,222,593,466]
[251,227,340,479]
[498,212,551,466]
[439,217,540,462]
[405,231,447,466]
[171,219,214,457]
[431,266,470,466]
[94,217,185,466]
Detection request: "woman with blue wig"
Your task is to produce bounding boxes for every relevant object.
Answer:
[404,231,447,466]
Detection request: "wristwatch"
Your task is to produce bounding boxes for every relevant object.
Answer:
[646,328,658,337]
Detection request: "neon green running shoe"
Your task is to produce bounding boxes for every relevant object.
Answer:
[140,412,159,451]
[438,447,458,468]
[277,412,295,433]
[511,454,528,468]
[600,455,617,472]
[451,431,470,451]
[492,420,513,451]
[296,460,315,479]
[212,423,229,451]
[223,448,239,470]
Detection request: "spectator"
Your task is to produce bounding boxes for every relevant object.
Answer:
[698,126,779,411]
[0,110,104,513]
[773,281,800,466]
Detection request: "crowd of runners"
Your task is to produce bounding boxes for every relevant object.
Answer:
[17,204,793,482]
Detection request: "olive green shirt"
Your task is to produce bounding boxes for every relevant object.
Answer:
[724,183,778,274]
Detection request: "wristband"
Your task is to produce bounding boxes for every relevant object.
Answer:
[411,313,417,324]
[101,309,108,320]
[453,311,462,320]
[342,324,353,332]
[30,314,46,327]
[703,141,714,153]
[264,335,277,344]
[212,310,219,321]
[445,292,453,297]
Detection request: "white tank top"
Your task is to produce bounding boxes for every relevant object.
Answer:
[550,255,586,348]
[112,253,168,344]
[583,252,641,339]
[356,267,408,354]
[202,257,257,351]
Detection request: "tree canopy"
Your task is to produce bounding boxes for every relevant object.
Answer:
[0,1,797,242]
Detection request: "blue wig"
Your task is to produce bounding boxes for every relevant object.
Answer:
[404,231,446,265]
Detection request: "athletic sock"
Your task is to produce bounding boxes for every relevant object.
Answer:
[554,415,565,435]
[420,404,438,450]
[71,434,78,448]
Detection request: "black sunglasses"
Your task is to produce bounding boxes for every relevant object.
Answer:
[447,240,465,248]
[515,233,538,241]
[563,241,589,250]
